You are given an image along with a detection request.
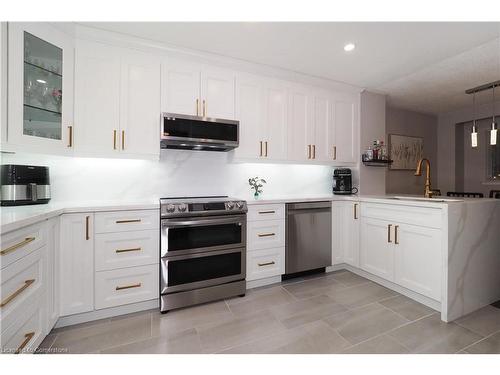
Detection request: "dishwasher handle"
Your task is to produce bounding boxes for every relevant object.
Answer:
[286,201,332,211]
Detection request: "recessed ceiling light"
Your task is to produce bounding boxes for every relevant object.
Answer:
[344,43,355,52]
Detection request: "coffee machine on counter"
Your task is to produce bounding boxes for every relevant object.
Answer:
[333,168,358,195]
[1,165,51,206]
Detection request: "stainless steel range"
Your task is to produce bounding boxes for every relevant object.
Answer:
[160,196,247,313]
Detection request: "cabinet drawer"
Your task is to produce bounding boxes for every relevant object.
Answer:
[94,210,159,233]
[95,264,159,310]
[1,222,46,269]
[247,219,285,251]
[247,247,285,281]
[1,248,45,332]
[1,295,45,354]
[247,204,285,221]
[361,202,443,229]
[95,230,159,271]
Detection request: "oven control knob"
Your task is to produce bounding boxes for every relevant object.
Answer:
[178,203,187,212]
[226,201,235,210]
[235,201,244,210]
[166,204,176,213]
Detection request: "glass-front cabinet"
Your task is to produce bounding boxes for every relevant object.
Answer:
[7,22,74,152]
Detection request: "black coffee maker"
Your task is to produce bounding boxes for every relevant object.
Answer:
[333,168,357,195]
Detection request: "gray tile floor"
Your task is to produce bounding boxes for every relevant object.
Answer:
[38,270,500,354]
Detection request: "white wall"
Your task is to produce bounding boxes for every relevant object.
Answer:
[1,150,344,203]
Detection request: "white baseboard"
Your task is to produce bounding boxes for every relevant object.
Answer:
[246,275,282,289]
[55,299,159,329]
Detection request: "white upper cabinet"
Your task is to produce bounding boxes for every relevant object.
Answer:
[234,74,265,159]
[162,59,235,120]
[312,89,335,162]
[333,96,358,163]
[119,49,161,156]
[162,58,200,116]
[234,75,287,160]
[263,81,288,160]
[7,22,74,154]
[74,40,160,158]
[201,68,235,119]
[287,85,311,162]
[74,40,121,155]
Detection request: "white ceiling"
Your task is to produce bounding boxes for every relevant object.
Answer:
[84,22,500,115]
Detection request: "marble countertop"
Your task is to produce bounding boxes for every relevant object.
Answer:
[1,200,159,234]
[2,195,497,234]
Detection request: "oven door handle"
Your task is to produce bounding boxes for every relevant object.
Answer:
[161,216,245,228]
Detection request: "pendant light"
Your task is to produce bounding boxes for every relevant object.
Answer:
[491,84,498,146]
[471,92,478,148]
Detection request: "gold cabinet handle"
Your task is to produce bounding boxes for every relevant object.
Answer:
[307,145,311,159]
[67,126,73,148]
[116,283,142,291]
[354,203,358,220]
[258,261,275,267]
[121,130,125,150]
[260,141,263,157]
[85,216,90,240]
[1,237,35,256]
[312,145,316,159]
[115,219,142,224]
[258,233,275,237]
[196,99,199,116]
[265,141,268,157]
[395,225,399,245]
[388,224,392,243]
[258,210,275,214]
[333,146,337,160]
[15,331,35,354]
[0,279,35,308]
[202,100,206,117]
[115,247,141,254]
[113,130,117,150]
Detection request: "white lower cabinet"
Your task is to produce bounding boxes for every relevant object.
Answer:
[95,264,158,310]
[247,247,285,281]
[394,223,441,301]
[45,217,60,332]
[246,204,285,285]
[359,203,443,301]
[360,217,395,281]
[332,201,360,267]
[60,213,94,316]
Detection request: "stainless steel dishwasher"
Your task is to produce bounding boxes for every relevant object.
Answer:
[285,201,332,274]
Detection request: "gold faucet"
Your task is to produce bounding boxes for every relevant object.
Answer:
[414,158,433,198]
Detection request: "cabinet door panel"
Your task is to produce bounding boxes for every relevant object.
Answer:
[331,202,344,265]
[60,213,94,316]
[7,22,74,153]
[264,83,288,160]
[120,50,160,156]
[360,217,394,281]
[394,224,441,300]
[287,87,311,161]
[201,68,235,119]
[234,75,264,158]
[46,217,60,332]
[313,91,334,162]
[343,202,360,267]
[74,40,120,155]
[334,99,357,163]
[162,59,200,116]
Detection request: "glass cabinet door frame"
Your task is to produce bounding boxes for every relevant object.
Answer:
[7,22,74,153]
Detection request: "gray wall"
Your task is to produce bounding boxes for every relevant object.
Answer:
[359,91,387,195]
[438,100,500,195]
[385,107,438,195]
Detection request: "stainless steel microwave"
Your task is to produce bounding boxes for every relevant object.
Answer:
[160,113,239,152]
